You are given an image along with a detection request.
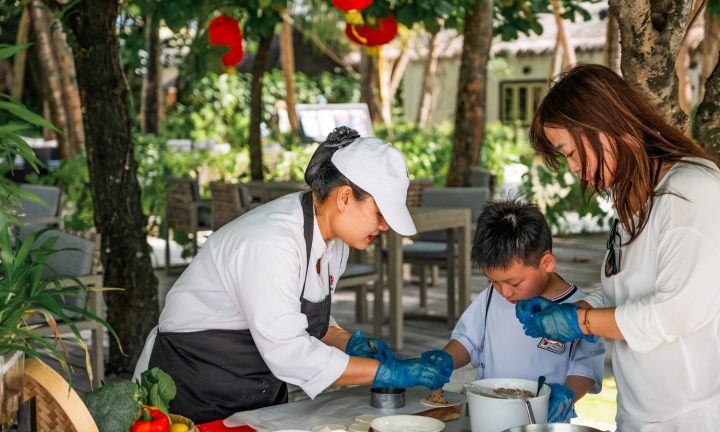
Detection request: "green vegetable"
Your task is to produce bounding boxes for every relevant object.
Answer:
[83,380,145,432]
[140,367,177,416]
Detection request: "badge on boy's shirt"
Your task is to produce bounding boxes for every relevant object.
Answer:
[538,338,566,354]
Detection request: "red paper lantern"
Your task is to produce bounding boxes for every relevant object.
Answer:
[345,16,398,47]
[332,0,373,12]
[208,15,244,67]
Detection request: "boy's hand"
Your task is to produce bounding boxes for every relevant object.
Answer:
[547,383,576,423]
[521,303,596,343]
[345,330,394,361]
[373,357,449,390]
[421,350,454,377]
[515,297,555,324]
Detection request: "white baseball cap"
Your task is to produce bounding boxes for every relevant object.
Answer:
[331,137,417,236]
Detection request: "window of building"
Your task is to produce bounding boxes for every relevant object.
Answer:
[500,80,548,126]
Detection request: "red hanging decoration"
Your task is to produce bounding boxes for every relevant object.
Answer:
[332,0,373,12]
[345,16,398,47]
[208,15,244,67]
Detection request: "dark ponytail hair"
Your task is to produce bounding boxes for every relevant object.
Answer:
[304,126,370,202]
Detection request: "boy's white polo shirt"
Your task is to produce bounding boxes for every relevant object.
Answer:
[158,192,350,399]
[452,283,605,392]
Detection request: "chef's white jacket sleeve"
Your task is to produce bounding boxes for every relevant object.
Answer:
[225,241,350,398]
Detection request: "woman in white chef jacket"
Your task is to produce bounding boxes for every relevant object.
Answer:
[134,127,449,423]
[514,64,720,431]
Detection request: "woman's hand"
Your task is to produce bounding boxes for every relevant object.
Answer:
[345,330,395,361]
[373,357,450,390]
[519,301,595,343]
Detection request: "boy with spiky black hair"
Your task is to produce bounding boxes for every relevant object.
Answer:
[421,198,605,423]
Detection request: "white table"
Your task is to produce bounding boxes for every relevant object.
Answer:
[225,385,470,432]
[382,207,472,349]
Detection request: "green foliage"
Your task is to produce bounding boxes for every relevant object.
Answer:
[163,70,359,146]
[0,217,120,385]
[375,121,453,185]
[83,380,144,432]
[139,367,177,417]
[26,154,94,231]
[480,121,533,184]
[519,155,611,234]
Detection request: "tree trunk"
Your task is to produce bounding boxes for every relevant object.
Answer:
[550,0,576,76]
[248,35,272,181]
[360,49,382,124]
[67,0,159,373]
[695,7,720,156]
[603,13,621,74]
[696,60,720,157]
[387,34,413,100]
[447,0,493,187]
[699,4,720,104]
[141,12,161,135]
[280,12,299,130]
[417,31,439,127]
[30,0,70,157]
[49,11,84,156]
[609,0,693,131]
[11,5,30,101]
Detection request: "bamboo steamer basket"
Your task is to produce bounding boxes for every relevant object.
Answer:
[22,358,99,432]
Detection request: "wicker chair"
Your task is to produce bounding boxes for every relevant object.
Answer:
[22,358,99,432]
[406,179,435,207]
[209,181,251,230]
[164,177,211,273]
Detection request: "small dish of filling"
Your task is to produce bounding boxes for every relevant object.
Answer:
[420,389,466,407]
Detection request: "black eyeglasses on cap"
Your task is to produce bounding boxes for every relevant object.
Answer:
[605,218,622,277]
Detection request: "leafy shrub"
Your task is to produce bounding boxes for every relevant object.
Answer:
[519,155,612,234]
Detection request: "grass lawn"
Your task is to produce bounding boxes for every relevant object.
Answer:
[575,375,617,426]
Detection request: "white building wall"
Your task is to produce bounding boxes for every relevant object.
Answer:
[402,50,605,125]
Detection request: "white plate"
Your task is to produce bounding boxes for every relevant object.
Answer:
[419,391,467,408]
[370,415,445,432]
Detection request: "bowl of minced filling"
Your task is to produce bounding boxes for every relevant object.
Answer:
[464,378,551,432]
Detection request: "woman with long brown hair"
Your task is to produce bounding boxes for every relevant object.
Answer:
[515,64,720,430]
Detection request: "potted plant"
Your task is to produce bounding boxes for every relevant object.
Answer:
[0,43,120,428]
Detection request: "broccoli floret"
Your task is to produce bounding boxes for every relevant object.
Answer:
[83,380,144,432]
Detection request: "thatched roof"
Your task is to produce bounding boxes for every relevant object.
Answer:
[377,1,608,62]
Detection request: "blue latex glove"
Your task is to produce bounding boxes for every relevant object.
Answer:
[373,357,450,390]
[521,303,596,343]
[516,297,556,324]
[345,330,394,361]
[421,350,454,377]
[547,383,576,423]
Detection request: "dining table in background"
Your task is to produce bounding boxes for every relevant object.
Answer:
[382,206,472,350]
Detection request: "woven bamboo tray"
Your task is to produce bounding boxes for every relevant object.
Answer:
[22,358,99,432]
[170,413,200,432]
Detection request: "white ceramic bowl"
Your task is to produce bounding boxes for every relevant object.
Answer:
[466,378,551,432]
[370,415,445,432]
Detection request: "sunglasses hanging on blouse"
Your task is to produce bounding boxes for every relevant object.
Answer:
[605,160,664,278]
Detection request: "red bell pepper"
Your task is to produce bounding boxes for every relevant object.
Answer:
[130,406,170,432]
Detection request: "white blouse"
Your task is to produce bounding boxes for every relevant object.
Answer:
[585,158,720,429]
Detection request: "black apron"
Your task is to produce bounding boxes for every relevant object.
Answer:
[149,192,332,424]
